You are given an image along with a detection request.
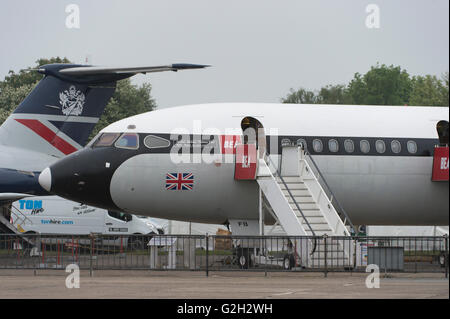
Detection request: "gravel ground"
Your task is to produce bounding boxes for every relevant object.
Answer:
[0,270,447,299]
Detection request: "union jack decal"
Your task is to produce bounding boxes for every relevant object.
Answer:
[165,173,194,190]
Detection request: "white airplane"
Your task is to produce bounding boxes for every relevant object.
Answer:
[0,63,208,205]
[39,103,449,230]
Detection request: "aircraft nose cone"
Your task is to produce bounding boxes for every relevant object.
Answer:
[38,167,52,192]
[44,148,121,212]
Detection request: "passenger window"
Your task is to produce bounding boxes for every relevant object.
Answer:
[115,133,139,150]
[360,140,370,153]
[281,138,292,147]
[407,140,418,154]
[92,133,120,148]
[344,139,354,153]
[375,140,386,154]
[328,139,339,153]
[144,135,170,149]
[312,139,323,153]
[391,140,401,154]
[296,139,308,150]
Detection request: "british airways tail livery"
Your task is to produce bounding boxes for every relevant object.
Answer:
[0,63,208,203]
[40,103,449,227]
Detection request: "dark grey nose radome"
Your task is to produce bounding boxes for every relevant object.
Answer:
[40,148,121,212]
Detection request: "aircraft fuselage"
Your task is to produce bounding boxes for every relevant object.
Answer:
[41,103,450,226]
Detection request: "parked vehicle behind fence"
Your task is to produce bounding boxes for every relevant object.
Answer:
[9,196,163,248]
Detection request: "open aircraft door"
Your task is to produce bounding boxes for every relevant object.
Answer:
[432,120,449,182]
[234,117,266,180]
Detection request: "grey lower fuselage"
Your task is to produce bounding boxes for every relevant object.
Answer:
[109,153,448,226]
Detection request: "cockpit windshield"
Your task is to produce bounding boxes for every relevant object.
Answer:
[92,133,121,148]
[115,133,139,150]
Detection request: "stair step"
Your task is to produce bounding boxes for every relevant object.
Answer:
[296,213,324,219]
[287,196,315,204]
[298,217,327,223]
[296,216,327,224]
[290,203,318,210]
[292,206,320,211]
[277,176,302,183]
[0,215,19,234]
[279,184,308,191]
[281,189,311,197]
[303,224,331,231]
[293,209,322,218]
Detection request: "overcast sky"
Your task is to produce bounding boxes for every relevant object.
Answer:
[0,0,448,108]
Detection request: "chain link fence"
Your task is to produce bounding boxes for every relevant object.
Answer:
[0,234,448,277]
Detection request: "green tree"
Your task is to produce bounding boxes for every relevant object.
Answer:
[348,64,412,105]
[317,84,351,104]
[0,57,72,123]
[281,88,318,104]
[90,79,156,138]
[347,73,368,105]
[441,72,449,105]
[0,107,8,124]
[282,64,448,107]
[281,85,352,105]
[0,57,71,90]
[409,73,449,106]
[0,83,37,123]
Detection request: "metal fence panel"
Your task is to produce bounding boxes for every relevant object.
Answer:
[0,234,448,276]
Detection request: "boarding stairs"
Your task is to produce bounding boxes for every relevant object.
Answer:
[256,146,355,268]
[0,204,33,235]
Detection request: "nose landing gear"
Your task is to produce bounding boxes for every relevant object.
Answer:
[283,254,295,270]
[236,248,255,269]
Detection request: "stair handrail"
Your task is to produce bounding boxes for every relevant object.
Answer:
[302,148,356,235]
[9,204,33,228]
[263,152,318,255]
[263,153,316,236]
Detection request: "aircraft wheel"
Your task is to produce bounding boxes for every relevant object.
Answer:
[283,254,295,270]
[128,235,144,250]
[439,252,447,268]
[237,248,253,269]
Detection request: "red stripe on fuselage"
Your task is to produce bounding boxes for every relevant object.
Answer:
[15,119,78,155]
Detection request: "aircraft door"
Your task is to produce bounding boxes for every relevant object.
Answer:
[432,120,449,181]
[241,117,266,157]
[436,120,449,146]
[234,117,266,180]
